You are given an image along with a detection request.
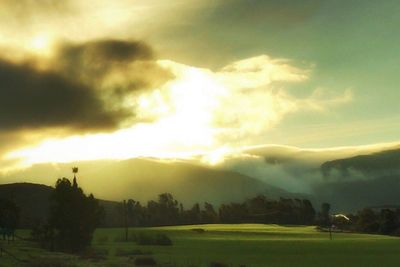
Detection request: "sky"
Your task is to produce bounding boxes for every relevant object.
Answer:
[0,0,399,172]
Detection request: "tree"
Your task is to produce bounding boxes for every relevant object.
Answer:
[246,195,267,223]
[301,199,316,225]
[147,193,179,226]
[318,203,331,227]
[356,208,379,233]
[49,177,103,252]
[379,209,398,235]
[0,199,19,241]
[201,202,218,224]
[126,199,145,227]
[187,203,201,224]
[219,203,248,223]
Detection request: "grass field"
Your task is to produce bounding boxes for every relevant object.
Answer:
[2,224,400,267]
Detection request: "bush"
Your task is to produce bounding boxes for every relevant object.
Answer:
[25,258,77,267]
[113,231,138,242]
[209,262,229,267]
[136,233,172,246]
[156,233,173,246]
[191,228,205,234]
[115,248,151,257]
[134,257,157,266]
[96,235,109,244]
[80,248,108,261]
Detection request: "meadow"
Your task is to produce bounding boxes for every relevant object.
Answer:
[2,224,400,267]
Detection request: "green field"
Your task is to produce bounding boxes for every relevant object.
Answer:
[2,224,400,267]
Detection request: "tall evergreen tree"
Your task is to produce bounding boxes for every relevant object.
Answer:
[49,175,103,252]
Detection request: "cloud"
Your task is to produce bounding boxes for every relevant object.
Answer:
[300,88,353,111]
[54,39,153,82]
[2,54,354,169]
[213,142,400,194]
[0,39,171,133]
[144,55,350,146]
[0,59,122,131]
[0,0,213,56]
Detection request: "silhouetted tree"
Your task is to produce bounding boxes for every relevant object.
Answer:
[317,203,331,227]
[201,202,218,224]
[126,199,145,226]
[147,193,179,226]
[0,198,19,241]
[219,203,248,223]
[356,208,379,233]
[49,177,103,252]
[379,209,398,235]
[301,199,316,225]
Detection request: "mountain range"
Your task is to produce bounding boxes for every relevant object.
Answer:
[1,143,399,223]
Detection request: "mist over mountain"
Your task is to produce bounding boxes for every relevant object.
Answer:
[215,143,400,211]
[321,147,400,178]
[1,143,399,213]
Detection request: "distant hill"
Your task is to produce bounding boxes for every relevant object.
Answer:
[313,175,400,212]
[317,148,400,211]
[2,158,289,206]
[0,183,121,228]
[4,146,400,215]
[0,183,52,227]
[321,148,400,178]
[217,144,400,212]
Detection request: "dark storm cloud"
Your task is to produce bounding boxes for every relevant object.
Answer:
[0,59,126,131]
[55,40,154,82]
[0,39,171,132]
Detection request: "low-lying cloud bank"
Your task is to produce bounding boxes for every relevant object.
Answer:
[216,142,400,192]
[210,142,400,211]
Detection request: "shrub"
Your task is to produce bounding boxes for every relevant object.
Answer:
[134,256,157,266]
[136,233,172,246]
[26,258,77,267]
[115,248,151,257]
[113,231,137,242]
[97,235,109,244]
[209,262,229,267]
[80,248,108,261]
[156,233,173,246]
[191,228,205,234]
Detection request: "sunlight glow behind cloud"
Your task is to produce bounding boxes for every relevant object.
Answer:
[5,55,352,169]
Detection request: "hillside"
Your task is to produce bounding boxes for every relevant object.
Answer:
[317,148,400,211]
[313,175,400,211]
[0,183,121,228]
[0,183,53,227]
[216,144,400,212]
[3,146,400,215]
[321,148,400,178]
[2,158,288,206]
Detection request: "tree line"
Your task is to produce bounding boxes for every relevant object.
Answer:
[114,193,317,227]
